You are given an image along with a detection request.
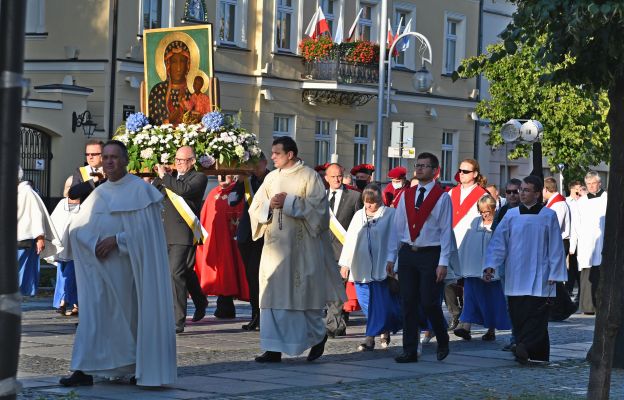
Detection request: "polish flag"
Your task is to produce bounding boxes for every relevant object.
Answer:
[387,19,399,56]
[346,8,363,42]
[304,7,331,39]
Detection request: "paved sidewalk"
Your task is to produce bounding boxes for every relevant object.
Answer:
[16,296,623,399]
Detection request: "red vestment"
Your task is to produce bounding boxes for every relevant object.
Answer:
[195,183,249,300]
[382,182,407,208]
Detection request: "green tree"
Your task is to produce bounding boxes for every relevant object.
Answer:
[457,2,624,398]
[458,38,610,184]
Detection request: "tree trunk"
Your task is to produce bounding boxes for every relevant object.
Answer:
[586,77,624,399]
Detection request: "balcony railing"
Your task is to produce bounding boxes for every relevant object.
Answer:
[303,60,379,84]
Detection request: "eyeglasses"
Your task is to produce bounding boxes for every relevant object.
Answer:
[479,209,493,215]
[505,189,519,195]
[175,157,194,163]
[457,169,474,174]
[414,164,433,169]
[520,188,535,193]
[85,153,101,157]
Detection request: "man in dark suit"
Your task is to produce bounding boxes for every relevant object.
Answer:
[229,153,269,330]
[68,139,105,202]
[324,163,363,336]
[153,146,208,334]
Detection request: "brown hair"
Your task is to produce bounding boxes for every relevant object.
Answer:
[543,177,558,193]
[460,158,487,187]
[362,183,383,205]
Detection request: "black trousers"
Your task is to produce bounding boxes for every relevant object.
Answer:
[168,244,207,329]
[566,247,580,296]
[237,238,264,317]
[508,296,550,361]
[398,245,449,354]
[550,239,577,321]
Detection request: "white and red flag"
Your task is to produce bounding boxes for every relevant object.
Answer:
[304,7,331,39]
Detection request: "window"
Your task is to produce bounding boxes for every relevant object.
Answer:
[357,3,374,41]
[143,0,162,30]
[392,9,409,66]
[219,0,237,44]
[315,120,332,165]
[320,0,336,37]
[440,130,458,183]
[354,123,371,165]
[273,114,295,137]
[443,12,466,74]
[26,0,46,34]
[276,0,295,51]
[391,4,416,69]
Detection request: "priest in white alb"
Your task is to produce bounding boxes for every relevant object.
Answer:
[60,140,176,387]
[249,136,345,363]
[484,175,567,364]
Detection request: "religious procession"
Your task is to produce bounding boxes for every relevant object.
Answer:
[9,17,609,397]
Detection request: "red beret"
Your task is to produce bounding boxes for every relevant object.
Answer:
[314,162,330,172]
[350,163,375,176]
[388,166,407,179]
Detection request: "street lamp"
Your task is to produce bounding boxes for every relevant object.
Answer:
[375,13,433,181]
[501,118,544,179]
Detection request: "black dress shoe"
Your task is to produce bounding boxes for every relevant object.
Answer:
[213,309,236,319]
[192,303,207,322]
[254,351,281,363]
[436,345,450,361]
[514,343,529,364]
[395,352,418,363]
[59,371,93,387]
[307,335,328,361]
[242,315,260,331]
[453,328,472,341]
[129,376,137,385]
[176,326,184,334]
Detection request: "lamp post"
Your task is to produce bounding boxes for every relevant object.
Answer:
[374,8,433,181]
[501,119,544,179]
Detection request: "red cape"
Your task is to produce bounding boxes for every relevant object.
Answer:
[382,182,407,207]
[195,183,249,300]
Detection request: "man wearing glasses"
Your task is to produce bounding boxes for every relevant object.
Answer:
[484,175,567,364]
[153,146,208,334]
[386,153,453,363]
[68,139,105,202]
[492,178,522,231]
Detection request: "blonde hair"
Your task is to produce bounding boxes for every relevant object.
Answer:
[477,194,496,212]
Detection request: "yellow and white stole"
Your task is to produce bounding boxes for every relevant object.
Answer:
[164,188,209,244]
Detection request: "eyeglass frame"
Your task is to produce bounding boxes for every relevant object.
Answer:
[457,168,474,174]
[175,157,195,163]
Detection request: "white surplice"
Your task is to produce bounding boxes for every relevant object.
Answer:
[68,173,176,386]
[249,160,345,355]
[17,181,62,259]
[484,207,567,297]
[569,192,607,270]
[339,206,395,283]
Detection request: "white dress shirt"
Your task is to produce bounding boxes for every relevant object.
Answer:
[546,195,571,240]
[327,187,344,214]
[386,180,454,266]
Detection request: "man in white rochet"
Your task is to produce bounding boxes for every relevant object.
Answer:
[249,136,345,363]
[60,140,176,387]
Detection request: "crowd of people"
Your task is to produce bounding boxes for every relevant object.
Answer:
[15,136,607,387]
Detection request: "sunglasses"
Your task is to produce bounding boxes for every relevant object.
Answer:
[506,189,519,195]
[457,169,474,174]
[85,153,101,157]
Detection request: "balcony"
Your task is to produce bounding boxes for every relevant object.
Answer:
[302,60,379,84]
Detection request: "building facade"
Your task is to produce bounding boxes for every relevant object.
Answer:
[22,0,482,204]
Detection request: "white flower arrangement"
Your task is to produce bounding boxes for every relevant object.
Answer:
[114,111,262,172]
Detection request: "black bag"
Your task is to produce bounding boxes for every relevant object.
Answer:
[387,276,400,295]
[17,239,33,249]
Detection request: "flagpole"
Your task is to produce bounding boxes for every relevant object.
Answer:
[375,0,388,182]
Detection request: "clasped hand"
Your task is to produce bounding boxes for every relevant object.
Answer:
[95,236,117,259]
[270,192,287,209]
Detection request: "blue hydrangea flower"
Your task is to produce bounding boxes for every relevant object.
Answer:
[125,112,149,132]
[202,111,225,132]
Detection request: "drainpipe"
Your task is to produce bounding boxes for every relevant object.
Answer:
[108,0,119,138]
[473,0,484,159]
[0,2,26,399]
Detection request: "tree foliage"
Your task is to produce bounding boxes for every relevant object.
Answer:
[457,37,610,183]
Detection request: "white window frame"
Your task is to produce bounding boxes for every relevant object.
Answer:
[275,0,301,53]
[440,130,459,183]
[25,0,46,35]
[442,11,466,75]
[314,119,335,165]
[138,0,172,35]
[354,122,372,165]
[356,0,379,43]
[217,0,249,47]
[273,114,295,138]
[391,3,417,70]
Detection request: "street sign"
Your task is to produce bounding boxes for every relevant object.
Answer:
[391,121,414,148]
[388,147,416,159]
